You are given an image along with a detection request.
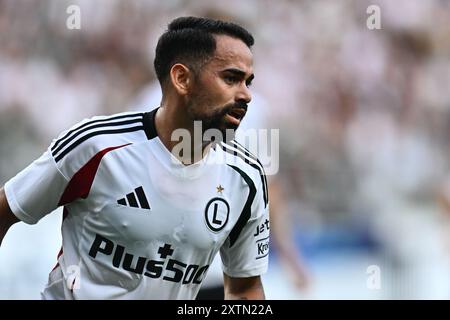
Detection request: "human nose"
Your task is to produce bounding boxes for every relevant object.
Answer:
[236,83,252,104]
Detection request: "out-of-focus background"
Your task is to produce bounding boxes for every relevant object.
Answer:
[1,0,450,299]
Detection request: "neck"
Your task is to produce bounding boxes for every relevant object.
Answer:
[154,99,211,165]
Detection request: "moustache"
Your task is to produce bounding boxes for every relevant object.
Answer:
[222,101,248,115]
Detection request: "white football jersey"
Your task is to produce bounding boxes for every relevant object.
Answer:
[4,108,270,300]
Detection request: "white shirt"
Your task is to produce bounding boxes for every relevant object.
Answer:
[4,108,269,299]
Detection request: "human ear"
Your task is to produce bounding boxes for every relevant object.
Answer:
[169,63,192,95]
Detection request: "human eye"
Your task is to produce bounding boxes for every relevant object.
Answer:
[223,75,239,85]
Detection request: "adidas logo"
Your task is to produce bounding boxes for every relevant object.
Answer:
[117,186,151,210]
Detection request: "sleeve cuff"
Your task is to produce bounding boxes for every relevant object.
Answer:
[222,264,268,278]
[4,181,39,225]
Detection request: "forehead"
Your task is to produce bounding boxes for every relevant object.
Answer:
[206,35,253,73]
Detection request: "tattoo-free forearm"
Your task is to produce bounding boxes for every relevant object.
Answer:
[223,274,266,300]
[0,188,19,246]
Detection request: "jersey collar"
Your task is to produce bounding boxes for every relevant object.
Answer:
[144,107,216,179]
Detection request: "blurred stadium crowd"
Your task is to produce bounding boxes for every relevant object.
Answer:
[1,0,450,299]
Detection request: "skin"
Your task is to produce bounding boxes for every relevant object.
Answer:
[223,273,265,300]
[0,34,264,300]
[155,34,264,299]
[0,187,18,246]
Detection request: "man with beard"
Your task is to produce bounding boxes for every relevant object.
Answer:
[0,16,269,300]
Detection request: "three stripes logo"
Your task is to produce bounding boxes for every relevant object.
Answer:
[51,112,145,163]
[117,186,151,210]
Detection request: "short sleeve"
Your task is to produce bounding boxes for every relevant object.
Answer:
[3,112,146,225]
[4,148,69,225]
[220,181,270,278]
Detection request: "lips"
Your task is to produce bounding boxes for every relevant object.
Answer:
[228,107,246,121]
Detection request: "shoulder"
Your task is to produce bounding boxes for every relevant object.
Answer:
[218,140,269,210]
[50,110,156,177]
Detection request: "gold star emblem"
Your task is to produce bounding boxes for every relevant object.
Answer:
[216,185,224,194]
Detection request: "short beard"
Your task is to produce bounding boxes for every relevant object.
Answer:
[187,99,246,142]
[185,75,247,142]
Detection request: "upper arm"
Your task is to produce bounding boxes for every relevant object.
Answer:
[220,148,270,282]
[223,273,265,300]
[219,181,270,278]
[0,187,19,245]
[3,149,69,225]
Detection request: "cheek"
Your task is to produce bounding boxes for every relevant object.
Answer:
[193,77,233,109]
[208,83,234,106]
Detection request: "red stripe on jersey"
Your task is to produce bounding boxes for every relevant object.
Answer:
[51,207,71,271]
[58,144,130,206]
[57,247,64,259]
[62,206,69,221]
[52,246,63,271]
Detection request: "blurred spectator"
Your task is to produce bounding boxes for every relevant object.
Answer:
[2,0,450,299]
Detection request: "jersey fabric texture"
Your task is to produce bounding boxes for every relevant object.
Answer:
[4,108,270,300]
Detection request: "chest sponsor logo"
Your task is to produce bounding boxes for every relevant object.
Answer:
[204,197,230,232]
[88,234,209,285]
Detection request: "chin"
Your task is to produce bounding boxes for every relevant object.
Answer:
[202,116,238,140]
[222,125,238,142]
